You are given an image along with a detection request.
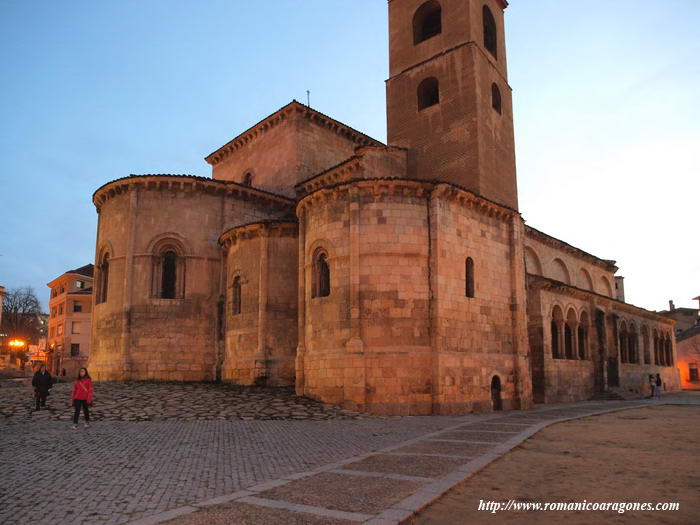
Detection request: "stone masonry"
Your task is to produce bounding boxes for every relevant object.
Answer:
[88,0,680,414]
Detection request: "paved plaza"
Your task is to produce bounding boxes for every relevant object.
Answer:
[0,380,367,421]
[1,380,697,525]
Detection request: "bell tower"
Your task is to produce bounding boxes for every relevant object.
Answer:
[386,0,518,210]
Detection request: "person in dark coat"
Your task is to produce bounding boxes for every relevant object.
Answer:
[32,364,53,410]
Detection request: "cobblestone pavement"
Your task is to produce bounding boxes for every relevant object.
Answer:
[161,395,700,525]
[0,380,369,421]
[0,380,466,525]
[2,382,697,525]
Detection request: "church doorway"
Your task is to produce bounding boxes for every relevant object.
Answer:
[491,375,502,411]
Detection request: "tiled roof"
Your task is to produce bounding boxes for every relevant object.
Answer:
[205,100,384,165]
[68,287,93,295]
[525,225,618,270]
[677,324,700,342]
[67,264,94,278]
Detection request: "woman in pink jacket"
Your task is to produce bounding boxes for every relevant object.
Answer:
[71,367,93,429]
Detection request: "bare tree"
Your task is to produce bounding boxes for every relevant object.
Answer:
[2,286,44,344]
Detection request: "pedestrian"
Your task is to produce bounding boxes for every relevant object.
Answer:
[654,373,662,399]
[71,367,93,429]
[31,364,53,411]
[648,374,655,398]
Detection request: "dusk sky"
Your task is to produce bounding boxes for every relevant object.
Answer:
[1,0,698,313]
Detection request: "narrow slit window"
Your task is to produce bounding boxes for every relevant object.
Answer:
[232,276,241,315]
[161,251,177,299]
[491,83,502,114]
[465,257,475,298]
[313,252,331,298]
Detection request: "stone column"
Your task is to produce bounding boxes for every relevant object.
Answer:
[427,185,445,414]
[508,214,533,409]
[256,225,269,383]
[295,208,307,395]
[121,185,138,379]
[345,186,365,408]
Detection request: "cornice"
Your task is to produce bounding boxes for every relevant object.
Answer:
[297,177,518,222]
[295,156,363,197]
[525,225,618,272]
[296,178,434,216]
[219,220,298,249]
[204,101,383,166]
[432,183,519,221]
[528,273,674,326]
[92,174,295,213]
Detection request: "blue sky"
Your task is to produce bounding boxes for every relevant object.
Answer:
[1,0,698,312]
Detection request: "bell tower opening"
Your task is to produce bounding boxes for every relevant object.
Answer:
[386,0,518,210]
[413,1,442,44]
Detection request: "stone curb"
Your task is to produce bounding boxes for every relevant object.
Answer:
[125,400,667,525]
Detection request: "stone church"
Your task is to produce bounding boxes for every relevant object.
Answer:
[88,0,680,415]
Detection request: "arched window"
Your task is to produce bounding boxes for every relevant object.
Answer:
[491,83,502,114]
[491,375,502,411]
[642,326,651,364]
[551,306,564,359]
[313,251,330,298]
[150,239,186,299]
[565,308,577,359]
[413,1,442,44]
[483,5,498,59]
[97,253,110,304]
[242,172,253,186]
[465,257,475,298]
[161,251,177,299]
[665,336,673,366]
[578,311,589,360]
[417,77,440,110]
[628,326,638,364]
[653,330,660,365]
[619,322,628,363]
[551,321,560,359]
[231,276,241,315]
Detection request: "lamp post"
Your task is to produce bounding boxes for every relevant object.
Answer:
[8,339,27,369]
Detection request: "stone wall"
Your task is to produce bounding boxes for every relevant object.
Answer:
[207,102,379,198]
[89,176,294,381]
[527,275,680,403]
[386,0,517,210]
[431,185,531,413]
[297,170,531,415]
[524,228,617,298]
[220,221,298,386]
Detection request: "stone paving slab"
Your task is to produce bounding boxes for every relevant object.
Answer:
[459,422,533,432]
[156,395,699,525]
[437,430,514,442]
[257,472,424,514]
[393,440,495,457]
[342,454,459,478]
